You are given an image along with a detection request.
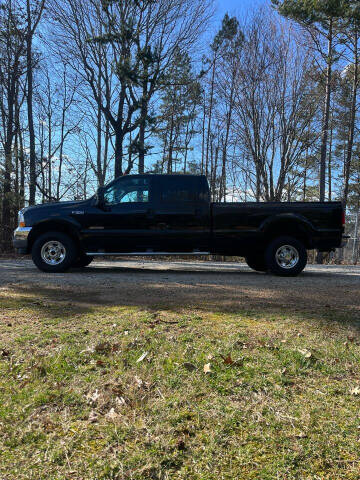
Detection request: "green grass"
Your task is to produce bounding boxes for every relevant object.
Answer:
[1,291,360,479]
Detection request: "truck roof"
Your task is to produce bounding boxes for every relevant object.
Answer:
[121,173,206,178]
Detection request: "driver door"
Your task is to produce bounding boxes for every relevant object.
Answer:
[83,176,155,253]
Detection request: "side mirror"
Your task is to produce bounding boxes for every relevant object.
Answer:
[96,186,105,209]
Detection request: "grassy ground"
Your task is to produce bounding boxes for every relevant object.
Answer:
[1,288,360,479]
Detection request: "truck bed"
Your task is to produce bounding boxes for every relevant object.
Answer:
[211,201,344,255]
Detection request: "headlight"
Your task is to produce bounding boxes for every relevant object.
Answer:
[18,210,25,227]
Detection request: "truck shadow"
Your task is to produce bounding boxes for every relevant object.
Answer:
[1,260,359,315]
[72,264,359,279]
[1,264,359,330]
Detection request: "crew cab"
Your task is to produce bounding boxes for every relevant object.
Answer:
[13,174,346,276]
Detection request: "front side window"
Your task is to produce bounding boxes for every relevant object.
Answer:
[104,177,149,205]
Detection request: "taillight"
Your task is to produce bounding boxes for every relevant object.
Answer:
[342,209,346,227]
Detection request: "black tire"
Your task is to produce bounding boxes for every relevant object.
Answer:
[245,254,267,272]
[265,236,307,277]
[73,254,93,268]
[32,231,77,273]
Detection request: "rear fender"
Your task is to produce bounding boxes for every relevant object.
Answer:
[259,213,315,247]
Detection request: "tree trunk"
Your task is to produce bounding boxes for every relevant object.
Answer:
[343,28,358,209]
[205,57,216,178]
[319,18,333,203]
[96,53,103,186]
[328,112,333,201]
[26,0,36,205]
[114,129,124,178]
[317,18,333,265]
[103,119,110,185]
[201,96,206,174]
[167,113,175,174]
[352,202,360,264]
[2,147,13,250]
[2,71,17,250]
[138,74,148,174]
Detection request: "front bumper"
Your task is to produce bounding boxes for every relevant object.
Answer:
[13,227,32,253]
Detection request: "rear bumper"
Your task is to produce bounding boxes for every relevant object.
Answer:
[311,230,346,251]
[13,227,32,253]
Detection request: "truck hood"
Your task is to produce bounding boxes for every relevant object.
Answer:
[22,199,90,214]
[21,198,93,226]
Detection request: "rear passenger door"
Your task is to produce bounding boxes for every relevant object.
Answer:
[151,176,210,252]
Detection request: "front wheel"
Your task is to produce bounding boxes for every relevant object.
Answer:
[32,232,77,273]
[265,236,307,277]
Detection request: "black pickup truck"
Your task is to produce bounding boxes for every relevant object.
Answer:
[13,174,346,276]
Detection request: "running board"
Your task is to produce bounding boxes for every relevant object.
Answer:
[86,251,210,256]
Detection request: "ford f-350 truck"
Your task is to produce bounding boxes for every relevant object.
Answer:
[13,174,346,276]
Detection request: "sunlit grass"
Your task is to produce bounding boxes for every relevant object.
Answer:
[1,291,360,479]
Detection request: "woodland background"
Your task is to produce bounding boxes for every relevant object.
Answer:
[1,0,360,262]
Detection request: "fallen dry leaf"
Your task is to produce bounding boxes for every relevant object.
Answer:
[86,389,100,404]
[105,407,118,420]
[136,351,149,363]
[298,348,312,358]
[350,386,360,396]
[88,410,98,423]
[221,354,234,365]
[203,363,212,374]
[133,376,144,388]
[115,396,126,407]
[80,346,95,354]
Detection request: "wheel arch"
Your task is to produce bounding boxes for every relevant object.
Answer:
[260,214,314,249]
[28,219,81,253]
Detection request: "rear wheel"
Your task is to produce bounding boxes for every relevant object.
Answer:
[73,254,93,268]
[265,236,307,276]
[245,254,267,272]
[32,232,77,273]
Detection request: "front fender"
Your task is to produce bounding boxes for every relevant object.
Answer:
[27,217,82,251]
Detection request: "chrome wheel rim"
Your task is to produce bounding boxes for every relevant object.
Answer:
[275,245,299,269]
[41,241,66,266]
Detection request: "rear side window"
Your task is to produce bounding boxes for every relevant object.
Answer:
[160,177,197,202]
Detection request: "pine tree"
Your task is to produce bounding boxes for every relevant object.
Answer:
[272,0,349,201]
[155,48,201,174]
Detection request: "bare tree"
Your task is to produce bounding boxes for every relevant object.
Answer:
[25,0,45,205]
[0,0,26,249]
[230,11,317,201]
[49,0,212,178]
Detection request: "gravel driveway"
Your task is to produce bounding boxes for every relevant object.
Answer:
[0,258,359,316]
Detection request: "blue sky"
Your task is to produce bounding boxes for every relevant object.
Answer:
[216,0,268,19]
